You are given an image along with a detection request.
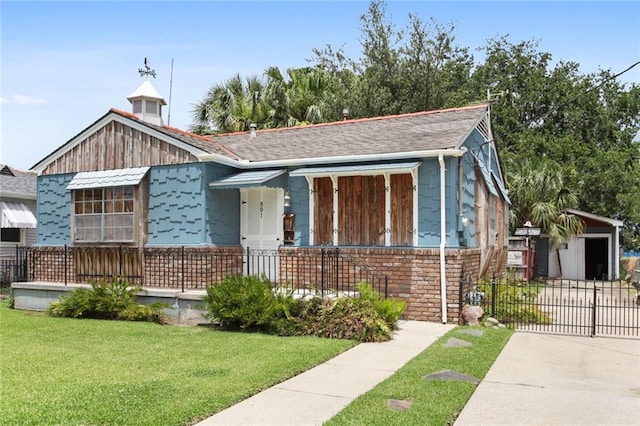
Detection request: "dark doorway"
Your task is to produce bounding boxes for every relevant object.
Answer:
[585,238,608,280]
[534,237,549,278]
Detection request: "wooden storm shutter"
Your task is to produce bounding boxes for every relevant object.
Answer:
[391,173,413,246]
[338,176,359,245]
[314,177,334,245]
[363,175,385,246]
[338,175,385,246]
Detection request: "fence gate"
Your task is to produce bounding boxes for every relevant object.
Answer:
[463,278,639,338]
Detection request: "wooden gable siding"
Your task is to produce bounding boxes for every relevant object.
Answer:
[41,121,199,175]
[338,175,385,246]
[391,173,413,246]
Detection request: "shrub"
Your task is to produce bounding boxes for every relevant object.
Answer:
[204,274,285,331]
[204,276,403,342]
[47,277,170,324]
[357,282,405,329]
[477,277,551,325]
[298,296,392,342]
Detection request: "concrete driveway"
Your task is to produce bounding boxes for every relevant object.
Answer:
[454,332,640,425]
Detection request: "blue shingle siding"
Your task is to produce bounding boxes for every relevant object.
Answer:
[444,158,460,247]
[147,163,207,245]
[288,176,310,246]
[204,163,240,245]
[147,162,243,246]
[417,159,441,247]
[459,147,477,247]
[37,174,73,245]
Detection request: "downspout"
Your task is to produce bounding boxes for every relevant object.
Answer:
[439,154,448,324]
[613,225,620,280]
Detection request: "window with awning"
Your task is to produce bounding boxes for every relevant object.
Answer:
[0,201,37,229]
[66,167,149,244]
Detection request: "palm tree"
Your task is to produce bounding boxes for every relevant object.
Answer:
[263,67,328,128]
[190,74,268,134]
[505,157,584,276]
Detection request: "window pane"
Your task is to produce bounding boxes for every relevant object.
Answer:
[72,185,136,243]
[1,228,21,243]
[104,213,134,242]
[75,215,101,242]
[133,100,142,113]
[123,187,133,199]
[145,100,157,114]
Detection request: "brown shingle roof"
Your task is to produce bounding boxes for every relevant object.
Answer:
[209,104,488,162]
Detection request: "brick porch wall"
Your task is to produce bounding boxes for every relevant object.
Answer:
[27,245,505,323]
[280,247,484,323]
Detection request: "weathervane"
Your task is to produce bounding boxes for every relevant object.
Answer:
[138,57,157,79]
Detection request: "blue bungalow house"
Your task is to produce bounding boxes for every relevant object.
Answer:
[28,78,509,323]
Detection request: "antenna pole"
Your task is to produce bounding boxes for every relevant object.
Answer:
[168,59,174,126]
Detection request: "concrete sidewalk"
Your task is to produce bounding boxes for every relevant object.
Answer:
[195,320,454,426]
[454,333,640,425]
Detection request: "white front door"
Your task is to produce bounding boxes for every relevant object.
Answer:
[240,187,283,280]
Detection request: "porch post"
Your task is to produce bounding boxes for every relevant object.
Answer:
[331,175,338,246]
[384,173,391,246]
[305,176,315,246]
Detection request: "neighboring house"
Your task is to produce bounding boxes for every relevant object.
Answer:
[0,164,37,256]
[535,209,623,280]
[28,77,510,322]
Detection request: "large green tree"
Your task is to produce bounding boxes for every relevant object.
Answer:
[470,36,640,249]
[309,0,475,118]
[191,73,268,134]
[263,66,329,127]
[190,0,640,250]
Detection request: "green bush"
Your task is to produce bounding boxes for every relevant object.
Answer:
[357,282,405,329]
[47,277,170,324]
[298,296,392,342]
[204,274,284,331]
[478,277,551,325]
[204,276,404,342]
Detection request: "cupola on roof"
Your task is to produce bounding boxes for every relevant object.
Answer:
[126,58,166,126]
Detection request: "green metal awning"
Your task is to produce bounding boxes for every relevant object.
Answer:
[67,167,150,190]
[289,162,421,178]
[208,169,287,189]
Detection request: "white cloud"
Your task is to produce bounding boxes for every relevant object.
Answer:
[1,94,47,105]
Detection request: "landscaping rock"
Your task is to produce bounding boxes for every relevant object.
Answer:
[458,329,484,337]
[485,317,500,325]
[423,369,480,385]
[387,399,413,411]
[443,337,472,348]
[483,316,507,329]
[460,304,484,326]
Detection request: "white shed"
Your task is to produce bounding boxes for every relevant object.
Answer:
[536,209,623,280]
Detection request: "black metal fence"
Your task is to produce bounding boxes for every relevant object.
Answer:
[460,274,640,338]
[19,245,388,298]
[0,246,29,285]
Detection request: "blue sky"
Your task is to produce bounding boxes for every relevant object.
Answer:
[1,1,639,171]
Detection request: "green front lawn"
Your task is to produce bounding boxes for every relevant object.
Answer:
[0,301,356,425]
